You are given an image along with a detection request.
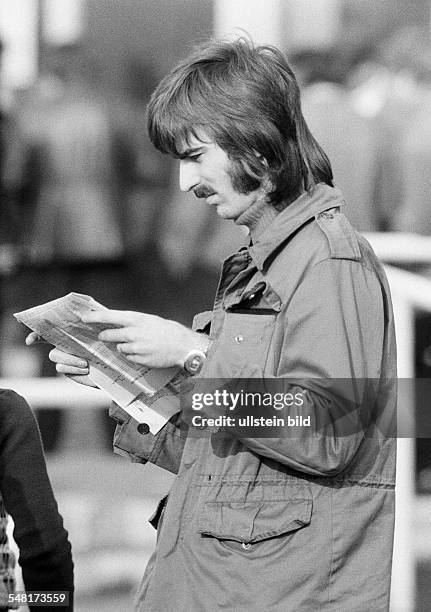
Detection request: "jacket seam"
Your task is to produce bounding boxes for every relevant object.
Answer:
[311,256,377,274]
[203,498,310,504]
[194,475,394,487]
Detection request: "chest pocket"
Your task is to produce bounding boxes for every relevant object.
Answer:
[216,311,277,373]
[206,279,279,375]
[218,280,280,372]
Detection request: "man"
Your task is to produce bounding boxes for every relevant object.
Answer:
[28,38,396,611]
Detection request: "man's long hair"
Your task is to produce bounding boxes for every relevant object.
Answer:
[147,37,333,207]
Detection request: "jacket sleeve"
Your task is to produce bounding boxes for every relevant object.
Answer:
[213,258,389,476]
[110,405,187,474]
[0,390,74,611]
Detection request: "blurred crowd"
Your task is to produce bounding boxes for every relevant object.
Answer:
[291,25,431,236]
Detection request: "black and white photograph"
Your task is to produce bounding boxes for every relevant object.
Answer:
[0,1,430,610]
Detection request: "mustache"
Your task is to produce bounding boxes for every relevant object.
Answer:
[194,186,216,199]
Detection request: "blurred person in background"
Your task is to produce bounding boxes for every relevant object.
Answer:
[0,39,20,355]
[0,389,73,611]
[29,38,396,611]
[1,43,138,451]
[2,42,131,337]
[349,26,425,230]
[0,37,6,222]
[292,45,380,231]
[392,46,431,238]
[115,57,176,318]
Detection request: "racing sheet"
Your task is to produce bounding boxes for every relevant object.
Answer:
[14,293,182,433]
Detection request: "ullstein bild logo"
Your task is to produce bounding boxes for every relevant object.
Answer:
[190,413,311,428]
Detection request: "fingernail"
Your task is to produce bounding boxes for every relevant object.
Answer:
[77,360,88,368]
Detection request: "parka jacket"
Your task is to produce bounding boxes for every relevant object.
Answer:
[111,183,397,612]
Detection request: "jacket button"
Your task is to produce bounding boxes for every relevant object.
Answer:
[137,423,150,435]
[234,334,244,343]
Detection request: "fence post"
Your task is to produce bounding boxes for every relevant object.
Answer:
[390,295,415,611]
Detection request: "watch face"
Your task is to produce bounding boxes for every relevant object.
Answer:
[184,351,206,375]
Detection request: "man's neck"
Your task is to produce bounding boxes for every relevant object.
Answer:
[235,196,278,241]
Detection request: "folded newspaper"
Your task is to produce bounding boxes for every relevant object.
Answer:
[14,293,183,433]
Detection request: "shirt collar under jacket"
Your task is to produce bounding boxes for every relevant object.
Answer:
[248,182,346,271]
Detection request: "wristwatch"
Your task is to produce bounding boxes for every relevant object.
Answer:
[183,349,207,375]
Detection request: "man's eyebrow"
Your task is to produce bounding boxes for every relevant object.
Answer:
[177,146,205,159]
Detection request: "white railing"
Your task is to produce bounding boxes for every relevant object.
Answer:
[364,232,431,265]
[385,267,417,612]
[0,376,109,409]
[1,232,430,611]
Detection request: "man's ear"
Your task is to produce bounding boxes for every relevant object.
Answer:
[252,152,273,193]
[262,175,274,195]
[256,153,273,192]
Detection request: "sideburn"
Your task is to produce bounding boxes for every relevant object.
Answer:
[227,158,262,195]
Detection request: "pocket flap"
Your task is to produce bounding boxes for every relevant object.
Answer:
[198,499,312,543]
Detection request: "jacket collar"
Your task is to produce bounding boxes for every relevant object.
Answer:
[248,183,345,270]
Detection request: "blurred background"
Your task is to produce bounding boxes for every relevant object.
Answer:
[1,0,431,610]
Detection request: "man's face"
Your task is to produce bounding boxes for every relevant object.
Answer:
[177,133,266,220]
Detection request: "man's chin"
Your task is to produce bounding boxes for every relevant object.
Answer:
[214,206,235,220]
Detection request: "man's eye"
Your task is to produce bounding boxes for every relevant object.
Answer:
[188,154,202,162]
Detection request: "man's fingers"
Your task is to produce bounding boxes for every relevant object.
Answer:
[49,348,88,369]
[98,327,136,343]
[116,342,142,355]
[123,353,144,364]
[56,363,89,376]
[25,332,45,345]
[81,309,143,326]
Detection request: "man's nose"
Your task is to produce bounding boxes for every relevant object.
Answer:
[179,161,199,192]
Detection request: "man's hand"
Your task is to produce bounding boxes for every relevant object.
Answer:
[81,310,209,369]
[25,332,96,387]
